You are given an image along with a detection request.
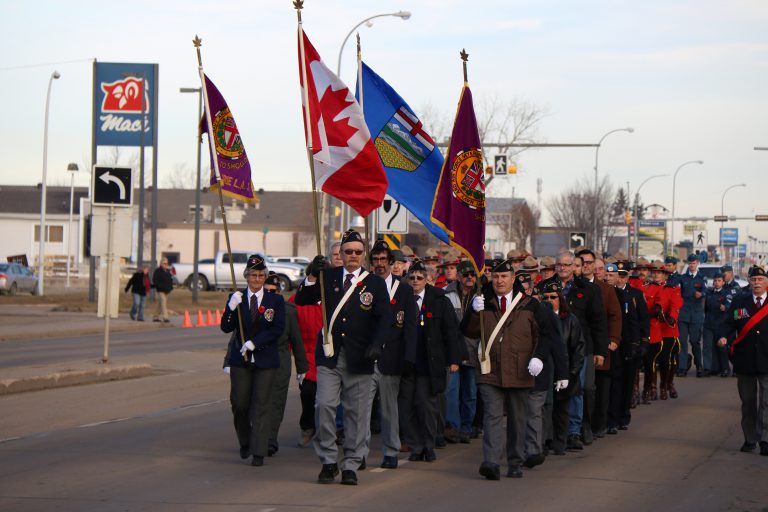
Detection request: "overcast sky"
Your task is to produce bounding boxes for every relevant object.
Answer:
[1,0,767,245]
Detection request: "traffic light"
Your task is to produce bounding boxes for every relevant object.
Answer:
[624,209,632,225]
[334,206,341,216]
[508,163,517,174]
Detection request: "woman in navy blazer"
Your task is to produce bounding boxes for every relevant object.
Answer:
[221,254,286,466]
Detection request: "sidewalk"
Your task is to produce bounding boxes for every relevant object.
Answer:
[0,304,174,342]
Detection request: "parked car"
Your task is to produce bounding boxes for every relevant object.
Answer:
[273,256,311,265]
[0,262,39,295]
[173,252,305,292]
[688,263,748,289]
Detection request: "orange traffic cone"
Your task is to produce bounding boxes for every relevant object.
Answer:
[215,309,222,325]
[206,310,214,326]
[183,310,192,328]
[196,310,207,327]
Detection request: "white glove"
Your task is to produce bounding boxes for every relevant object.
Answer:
[223,366,231,375]
[555,379,568,392]
[228,291,243,311]
[528,357,544,377]
[472,295,485,312]
[297,373,306,386]
[240,340,256,357]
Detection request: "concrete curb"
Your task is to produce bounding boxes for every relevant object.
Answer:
[0,364,153,395]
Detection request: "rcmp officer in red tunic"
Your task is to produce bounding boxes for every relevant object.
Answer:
[718,266,768,455]
[295,229,390,485]
[221,255,286,467]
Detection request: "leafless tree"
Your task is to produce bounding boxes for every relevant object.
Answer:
[164,162,197,189]
[547,175,616,252]
[488,201,541,253]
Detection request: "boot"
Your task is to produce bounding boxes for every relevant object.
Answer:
[650,370,658,401]
[642,370,654,405]
[667,364,679,399]
[659,369,668,400]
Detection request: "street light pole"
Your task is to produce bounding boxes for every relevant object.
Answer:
[634,173,668,259]
[593,127,633,251]
[66,163,79,287]
[720,183,746,263]
[38,70,61,296]
[670,160,704,254]
[334,10,412,246]
[180,86,203,303]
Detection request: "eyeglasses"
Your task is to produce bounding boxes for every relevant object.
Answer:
[543,294,559,300]
[461,272,476,278]
[408,275,425,281]
[264,287,278,293]
[582,260,595,265]
[247,273,266,279]
[371,256,389,262]
[344,249,364,256]
[556,263,572,267]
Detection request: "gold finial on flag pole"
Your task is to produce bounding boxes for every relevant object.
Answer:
[193,35,202,66]
[294,0,304,22]
[460,48,469,83]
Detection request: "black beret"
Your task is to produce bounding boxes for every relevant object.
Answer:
[491,258,514,273]
[664,256,679,265]
[457,261,475,275]
[540,279,562,295]
[721,265,733,273]
[265,272,281,288]
[391,250,406,263]
[408,258,427,274]
[748,266,766,278]
[245,254,266,272]
[341,229,364,246]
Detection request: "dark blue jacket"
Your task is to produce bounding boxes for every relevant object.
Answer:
[221,289,285,369]
[377,276,418,375]
[705,287,730,330]
[679,270,707,322]
[294,267,389,375]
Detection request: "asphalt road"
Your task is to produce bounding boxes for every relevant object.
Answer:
[0,325,226,368]
[1,356,767,512]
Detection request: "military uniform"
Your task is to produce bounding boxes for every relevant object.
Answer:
[704,276,731,376]
[678,254,708,376]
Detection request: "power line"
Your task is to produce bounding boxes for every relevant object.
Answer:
[0,58,94,72]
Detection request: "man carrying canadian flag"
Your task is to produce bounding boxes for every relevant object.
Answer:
[294,1,389,486]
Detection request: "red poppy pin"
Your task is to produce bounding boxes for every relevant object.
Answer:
[357,280,364,287]
[426,312,433,318]
[258,306,266,314]
[577,293,584,299]
[390,298,397,305]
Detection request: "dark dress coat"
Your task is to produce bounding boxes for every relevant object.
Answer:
[221,289,286,369]
[378,276,418,375]
[414,285,462,394]
[719,293,768,376]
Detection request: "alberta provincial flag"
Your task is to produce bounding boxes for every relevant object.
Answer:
[298,31,387,218]
[430,84,486,274]
[358,62,448,243]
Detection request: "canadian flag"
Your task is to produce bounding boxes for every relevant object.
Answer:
[298,30,387,218]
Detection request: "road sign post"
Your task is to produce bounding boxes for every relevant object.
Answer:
[569,232,586,249]
[376,194,408,234]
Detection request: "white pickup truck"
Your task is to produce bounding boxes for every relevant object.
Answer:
[173,251,306,292]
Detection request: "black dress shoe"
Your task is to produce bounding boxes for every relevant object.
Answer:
[696,369,703,378]
[523,453,545,468]
[479,462,500,480]
[318,463,339,484]
[358,457,366,470]
[607,427,618,435]
[618,425,629,431]
[506,465,523,478]
[720,371,730,377]
[566,434,584,451]
[435,436,447,448]
[340,470,358,485]
[251,456,264,466]
[423,448,437,462]
[594,430,606,439]
[239,445,250,459]
[267,443,278,457]
[459,432,471,444]
[740,442,757,453]
[381,456,398,469]
[761,442,768,456]
[408,451,425,462]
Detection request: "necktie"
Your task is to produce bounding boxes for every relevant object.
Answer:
[250,293,260,323]
[343,273,354,291]
[415,295,422,314]
[500,296,507,313]
[757,296,763,309]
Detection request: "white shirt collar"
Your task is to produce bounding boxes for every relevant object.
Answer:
[416,289,425,302]
[384,273,393,289]
[753,292,767,302]
[496,290,514,305]
[343,267,361,281]
[247,287,264,304]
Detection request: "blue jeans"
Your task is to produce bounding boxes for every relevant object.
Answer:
[568,358,587,435]
[131,293,146,320]
[445,365,477,433]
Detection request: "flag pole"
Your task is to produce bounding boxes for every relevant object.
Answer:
[193,35,247,359]
[295,1,331,356]
[461,47,487,370]
[356,32,372,256]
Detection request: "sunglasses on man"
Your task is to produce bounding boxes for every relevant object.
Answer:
[461,271,477,278]
[408,275,425,281]
[543,294,559,301]
[344,249,364,256]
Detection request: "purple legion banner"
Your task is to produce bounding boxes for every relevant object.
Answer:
[430,85,486,274]
[201,74,256,203]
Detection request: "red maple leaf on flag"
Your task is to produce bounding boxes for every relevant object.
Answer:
[319,87,358,148]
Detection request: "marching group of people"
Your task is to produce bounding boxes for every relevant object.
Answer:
[219,229,768,484]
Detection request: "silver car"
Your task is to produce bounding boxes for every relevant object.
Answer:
[0,263,39,295]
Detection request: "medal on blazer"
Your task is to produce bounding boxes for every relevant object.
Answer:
[735,308,750,320]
